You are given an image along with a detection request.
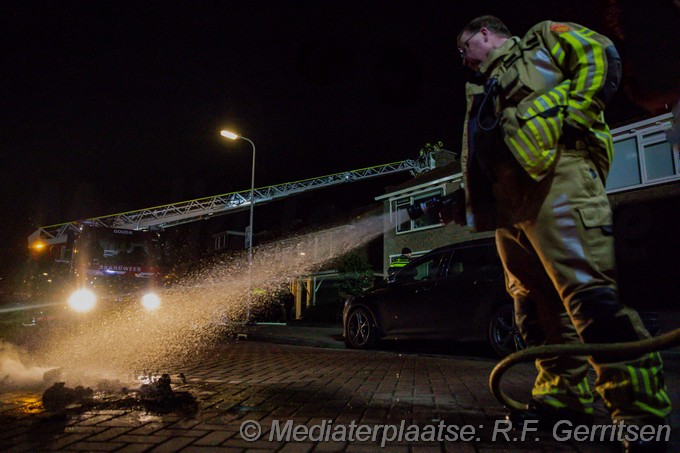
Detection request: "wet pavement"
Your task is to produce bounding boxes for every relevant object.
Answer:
[0,325,678,452]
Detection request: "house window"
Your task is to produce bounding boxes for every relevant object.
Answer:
[214,234,228,251]
[607,137,641,190]
[607,115,678,192]
[643,133,676,181]
[393,188,443,234]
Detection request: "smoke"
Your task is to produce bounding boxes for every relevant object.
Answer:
[0,340,54,389]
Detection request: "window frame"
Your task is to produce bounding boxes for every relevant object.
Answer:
[390,186,446,235]
[607,113,678,193]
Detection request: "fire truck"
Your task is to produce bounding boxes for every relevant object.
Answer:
[27,222,165,317]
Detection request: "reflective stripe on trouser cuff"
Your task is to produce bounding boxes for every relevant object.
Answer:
[596,352,671,421]
[532,375,594,414]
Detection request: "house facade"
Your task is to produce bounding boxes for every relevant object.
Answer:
[378,113,679,273]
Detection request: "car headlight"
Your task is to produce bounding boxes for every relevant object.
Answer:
[68,289,97,312]
[141,292,161,311]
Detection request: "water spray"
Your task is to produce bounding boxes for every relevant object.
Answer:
[14,212,391,388]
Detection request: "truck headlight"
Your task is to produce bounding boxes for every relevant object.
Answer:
[68,289,97,312]
[141,292,161,311]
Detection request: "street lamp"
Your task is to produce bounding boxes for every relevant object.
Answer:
[220,129,256,322]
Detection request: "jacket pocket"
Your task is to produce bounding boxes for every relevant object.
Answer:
[577,205,615,274]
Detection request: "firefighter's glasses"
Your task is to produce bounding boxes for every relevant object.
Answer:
[458,30,479,59]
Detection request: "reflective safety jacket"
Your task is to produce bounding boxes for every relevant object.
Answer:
[389,254,411,269]
[468,21,621,183]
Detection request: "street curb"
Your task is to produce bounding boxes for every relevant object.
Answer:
[236,324,346,350]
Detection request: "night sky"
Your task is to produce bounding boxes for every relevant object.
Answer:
[1,0,671,283]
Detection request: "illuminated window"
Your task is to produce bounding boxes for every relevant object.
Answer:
[392,188,443,234]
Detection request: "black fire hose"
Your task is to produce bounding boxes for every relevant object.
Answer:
[490,327,680,411]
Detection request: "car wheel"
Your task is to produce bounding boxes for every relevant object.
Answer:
[345,307,376,349]
[488,304,525,358]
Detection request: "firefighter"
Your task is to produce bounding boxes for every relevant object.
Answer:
[387,247,412,276]
[450,15,670,450]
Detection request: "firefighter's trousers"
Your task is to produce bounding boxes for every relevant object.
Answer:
[491,146,671,423]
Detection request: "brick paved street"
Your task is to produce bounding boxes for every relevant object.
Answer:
[0,338,678,452]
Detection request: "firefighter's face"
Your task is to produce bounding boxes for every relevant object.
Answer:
[458,28,491,71]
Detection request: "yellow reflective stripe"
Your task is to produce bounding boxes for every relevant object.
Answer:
[532,393,568,409]
[568,99,599,124]
[535,116,555,146]
[625,363,669,418]
[526,95,558,116]
[545,116,559,140]
[508,132,554,182]
[507,135,534,174]
[550,42,565,65]
[535,150,557,178]
[535,95,556,111]
[577,379,592,397]
[593,129,614,162]
[576,382,594,410]
[640,365,665,414]
[632,401,672,419]
[647,354,672,408]
[534,393,592,413]
[652,373,672,409]
[515,129,542,161]
[568,29,604,102]
[531,371,593,412]
[559,27,605,126]
[547,81,570,106]
[639,368,653,399]
[525,116,544,143]
[566,106,591,128]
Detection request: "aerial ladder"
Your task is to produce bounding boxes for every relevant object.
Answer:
[28,158,435,248]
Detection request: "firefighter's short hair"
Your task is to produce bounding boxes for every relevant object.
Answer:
[458,15,511,46]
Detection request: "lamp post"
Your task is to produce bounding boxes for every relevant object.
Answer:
[220,130,256,322]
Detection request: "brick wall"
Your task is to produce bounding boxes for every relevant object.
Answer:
[609,180,680,209]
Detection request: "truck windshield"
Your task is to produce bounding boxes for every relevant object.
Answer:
[77,227,161,275]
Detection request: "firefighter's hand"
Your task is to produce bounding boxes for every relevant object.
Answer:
[438,189,466,226]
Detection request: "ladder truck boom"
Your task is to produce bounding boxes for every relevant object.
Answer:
[28,159,431,248]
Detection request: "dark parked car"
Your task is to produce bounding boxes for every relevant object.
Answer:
[343,237,663,357]
[343,238,523,357]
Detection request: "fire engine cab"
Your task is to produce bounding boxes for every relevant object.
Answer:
[28,222,165,314]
